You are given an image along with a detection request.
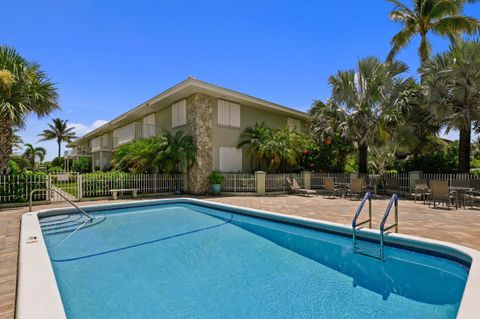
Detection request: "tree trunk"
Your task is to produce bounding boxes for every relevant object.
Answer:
[458,126,471,173]
[0,118,13,174]
[58,139,61,158]
[358,143,368,174]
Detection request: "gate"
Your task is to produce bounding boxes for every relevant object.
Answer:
[48,172,80,202]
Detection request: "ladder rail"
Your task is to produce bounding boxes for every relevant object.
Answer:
[379,193,399,260]
[352,192,373,255]
[29,188,93,220]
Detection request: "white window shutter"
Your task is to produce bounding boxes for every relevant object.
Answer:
[178,100,186,126]
[172,103,179,127]
[218,99,228,126]
[229,102,240,128]
[219,147,242,172]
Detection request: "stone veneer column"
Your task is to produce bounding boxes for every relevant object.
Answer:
[186,93,214,194]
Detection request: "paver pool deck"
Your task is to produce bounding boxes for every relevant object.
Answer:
[1,195,480,318]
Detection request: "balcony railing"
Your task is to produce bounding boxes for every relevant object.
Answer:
[112,123,162,148]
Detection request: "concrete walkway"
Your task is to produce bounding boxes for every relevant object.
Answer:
[1,195,480,318]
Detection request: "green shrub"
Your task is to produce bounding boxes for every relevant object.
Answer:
[207,171,224,184]
[48,166,64,173]
[0,172,48,203]
[51,157,64,168]
[72,157,92,173]
[7,160,20,174]
[9,155,29,171]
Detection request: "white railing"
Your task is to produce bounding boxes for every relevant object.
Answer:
[81,173,184,198]
[265,173,301,192]
[311,173,351,189]
[0,174,49,203]
[222,173,256,192]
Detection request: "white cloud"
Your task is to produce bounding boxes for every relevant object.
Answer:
[69,120,108,136]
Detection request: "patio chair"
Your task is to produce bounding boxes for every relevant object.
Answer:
[346,178,365,199]
[287,177,317,197]
[451,179,471,188]
[364,176,378,195]
[413,179,429,204]
[323,178,341,198]
[428,180,457,209]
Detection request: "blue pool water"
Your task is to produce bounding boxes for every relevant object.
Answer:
[40,202,468,318]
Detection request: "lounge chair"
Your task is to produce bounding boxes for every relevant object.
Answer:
[413,179,429,204]
[428,180,457,209]
[287,177,317,197]
[322,178,341,198]
[346,178,365,199]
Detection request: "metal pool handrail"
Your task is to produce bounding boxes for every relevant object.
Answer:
[352,192,373,229]
[29,188,93,220]
[379,193,399,260]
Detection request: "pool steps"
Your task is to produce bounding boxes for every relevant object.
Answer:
[352,193,399,260]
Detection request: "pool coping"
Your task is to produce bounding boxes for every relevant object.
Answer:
[17,197,480,319]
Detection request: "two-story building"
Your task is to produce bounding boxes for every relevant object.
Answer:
[68,77,308,193]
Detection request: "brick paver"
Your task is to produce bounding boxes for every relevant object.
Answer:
[1,195,480,318]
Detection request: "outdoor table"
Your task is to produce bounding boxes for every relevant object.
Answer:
[449,187,473,209]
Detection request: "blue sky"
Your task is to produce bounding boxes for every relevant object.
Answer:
[3,0,480,160]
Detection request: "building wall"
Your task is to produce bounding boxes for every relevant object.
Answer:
[211,98,304,172]
[74,93,305,177]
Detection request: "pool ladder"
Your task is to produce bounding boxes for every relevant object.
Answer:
[352,192,398,261]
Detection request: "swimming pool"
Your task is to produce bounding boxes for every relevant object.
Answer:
[18,199,480,318]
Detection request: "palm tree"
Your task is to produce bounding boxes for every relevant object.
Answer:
[112,136,169,173]
[38,118,77,157]
[238,123,305,172]
[22,143,46,171]
[387,0,480,63]
[421,39,480,173]
[238,122,273,170]
[163,131,196,173]
[0,46,59,173]
[324,57,410,173]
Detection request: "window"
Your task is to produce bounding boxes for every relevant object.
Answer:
[91,137,101,151]
[172,100,186,128]
[219,147,242,172]
[113,123,135,146]
[287,117,301,132]
[142,113,156,138]
[218,99,240,128]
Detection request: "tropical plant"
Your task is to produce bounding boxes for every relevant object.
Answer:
[0,46,59,173]
[51,156,65,168]
[38,118,77,157]
[11,129,23,152]
[421,39,480,172]
[313,57,410,173]
[112,131,196,173]
[238,123,307,172]
[162,131,196,173]
[72,157,92,173]
[22,143,46,170]
[207,171,224,184]
[387,0,480,63]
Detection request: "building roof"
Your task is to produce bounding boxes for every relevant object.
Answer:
[69,77,309,146]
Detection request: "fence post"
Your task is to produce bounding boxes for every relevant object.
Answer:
[301,171,311,189]
[255,171,266,195]
[78,174,83,200]
[409,171,422,192]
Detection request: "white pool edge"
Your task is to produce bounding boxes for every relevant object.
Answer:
[17,198,480,319]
